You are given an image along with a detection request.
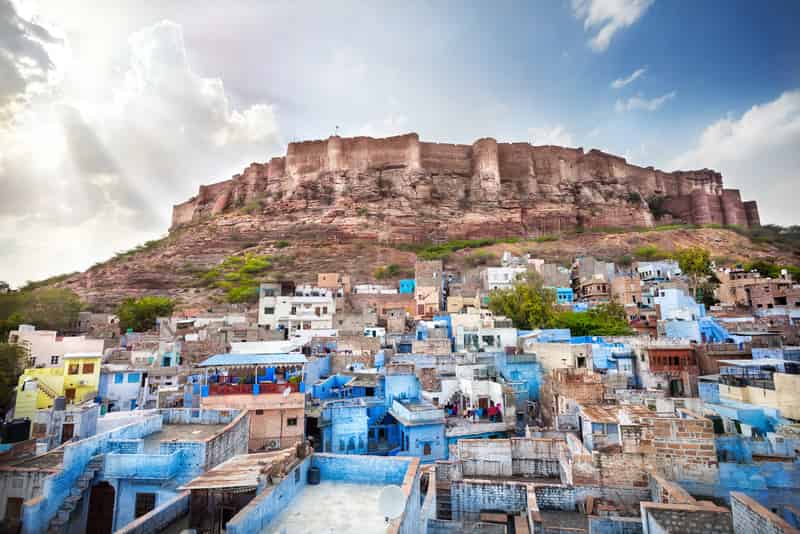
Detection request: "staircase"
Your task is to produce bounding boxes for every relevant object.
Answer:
[36,380,60,400]
[46,455,104,534]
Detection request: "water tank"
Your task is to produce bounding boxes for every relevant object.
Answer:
[308,466,321,485]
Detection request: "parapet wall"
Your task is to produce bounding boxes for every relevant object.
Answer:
[170,132,760,231]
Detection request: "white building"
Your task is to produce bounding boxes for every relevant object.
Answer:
[636,260,682,282]
[482,267,528,291]
[9,325,106,368]
[258,283,336,332]
[98,365,148,412]
[455,327,518,353]
[352,284,398,295]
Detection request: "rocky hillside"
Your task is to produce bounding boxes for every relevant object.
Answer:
[50,132,785,310]
[57,205,797,311]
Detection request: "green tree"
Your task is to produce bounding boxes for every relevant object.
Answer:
[487,272,557,329]
[0,343,25,415]
[20,288,83,331]
[0,288,83,341]
[552,303,633,336]
[675,246,711,297]
[117,296,175,333]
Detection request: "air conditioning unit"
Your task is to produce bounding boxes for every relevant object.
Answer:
[78,380,87,386]
[267,440,280,450]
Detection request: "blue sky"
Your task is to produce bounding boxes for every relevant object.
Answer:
[1,0,798,285]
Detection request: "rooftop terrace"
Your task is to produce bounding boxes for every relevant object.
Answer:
[142,423,228,453]
[263,480,388,533]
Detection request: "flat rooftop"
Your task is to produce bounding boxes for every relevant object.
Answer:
[143,423,227,453]
[263,480,388,534]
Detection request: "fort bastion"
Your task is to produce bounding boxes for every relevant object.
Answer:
[171,132,759,237]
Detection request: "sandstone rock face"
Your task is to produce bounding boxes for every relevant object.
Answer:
[171,132,760,238]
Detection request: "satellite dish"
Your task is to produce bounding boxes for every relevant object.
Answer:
[377,485,405,521]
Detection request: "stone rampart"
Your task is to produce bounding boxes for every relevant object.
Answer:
[170,132,760,232]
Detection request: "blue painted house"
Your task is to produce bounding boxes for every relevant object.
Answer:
[311,366,446,462]
[399,278,416,294]
[98,366,146,412]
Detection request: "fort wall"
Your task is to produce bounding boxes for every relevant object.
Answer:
[170,132,760,231]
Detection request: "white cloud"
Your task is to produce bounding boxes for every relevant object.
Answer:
[671,90,800,226]
[529,124,574,146]
[0,19,281,286]
[615,91,675,112]
[611,67,646,89]
[572,0,654,52]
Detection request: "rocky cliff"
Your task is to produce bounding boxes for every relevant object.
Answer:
[58,133,770,310]
[171,132,760,240]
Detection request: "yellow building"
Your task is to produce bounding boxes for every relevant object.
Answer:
[719,371,800,421]
[15,353,102,422]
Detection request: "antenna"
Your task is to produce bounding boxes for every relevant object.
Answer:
[378,485,405,522]
[335,125,340,136]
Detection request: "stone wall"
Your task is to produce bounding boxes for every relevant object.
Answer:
[648,473,696,505]
[426,519,506,534]
[645,416,719,484]
[450,479,528,521]
[170,133,760,234]
[730,492,799,534]
[640,502,733,534]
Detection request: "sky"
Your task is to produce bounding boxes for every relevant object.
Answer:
[1,0,798,287]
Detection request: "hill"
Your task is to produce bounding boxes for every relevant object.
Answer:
[57,212,798,311]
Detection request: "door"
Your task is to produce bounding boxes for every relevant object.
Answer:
[479,397,489,410]
[6,497,23,523]
[64,388,76,403]
[86,482,115,534]
[61,423,74,443]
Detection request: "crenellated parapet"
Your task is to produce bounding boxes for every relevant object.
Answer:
[170,132,760,231]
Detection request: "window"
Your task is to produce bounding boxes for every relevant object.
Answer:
[82,363,94,374]
[287,418,298,426]
[323,306,328,315]
[50,355,59,365]
[135,493,156,518]
[295,467,301,482]
[315,307,321,317]
[114,373,124,384]
[255,409,264,415]
[263,288,275,297]
[26,357,35,368]
[264,307,275,315]
[291,306,297,315]
[423,443,432,456]
[127,373,140,383]
[68,364,79,375]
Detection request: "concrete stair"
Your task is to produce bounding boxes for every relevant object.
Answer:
[36,379,60,400]
[46,456,104,534]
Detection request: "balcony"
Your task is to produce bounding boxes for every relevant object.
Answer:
[206,382,301,396]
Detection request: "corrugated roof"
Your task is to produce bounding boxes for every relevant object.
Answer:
[179,450,296,490]
[197,353,308,367]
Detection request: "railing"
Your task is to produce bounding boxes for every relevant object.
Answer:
[207,382,300,395]
[719,376,775,390]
